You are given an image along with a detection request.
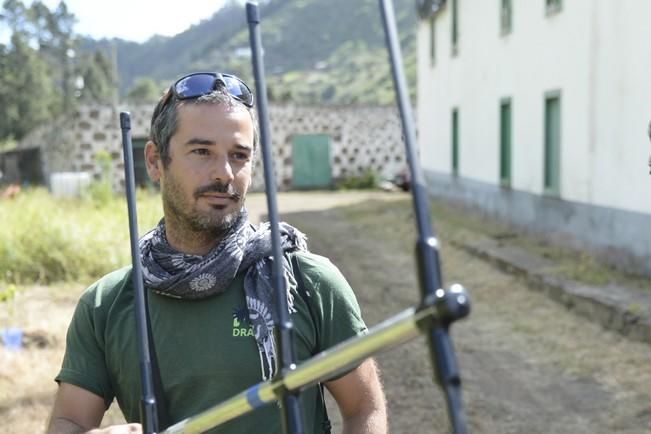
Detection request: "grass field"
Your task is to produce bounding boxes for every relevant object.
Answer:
[0,188,163,285]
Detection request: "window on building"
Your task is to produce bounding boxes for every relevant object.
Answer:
[499,98,512,188]
[501,0,512,34]
[451,108,459,175]
[430,15,436,65]
[546,0,562,15]
[451,0,459,55]
[544,92,561,195]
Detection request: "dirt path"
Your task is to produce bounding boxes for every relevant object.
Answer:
[3,191,651,433]
[274,193,651,434]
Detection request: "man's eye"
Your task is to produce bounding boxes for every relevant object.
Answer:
[231,152,249,161]
[192,149,210,156]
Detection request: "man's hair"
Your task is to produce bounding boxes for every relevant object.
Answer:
[149,86,259,167]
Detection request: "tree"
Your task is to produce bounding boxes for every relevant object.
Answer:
[31,1,78,112]
[0,0,87,141]
[1,0,28,35]
[76,50,115,104]
[0,33,54,140]
[126,77,164,103]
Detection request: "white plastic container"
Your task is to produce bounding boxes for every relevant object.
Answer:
[50,172,92,198]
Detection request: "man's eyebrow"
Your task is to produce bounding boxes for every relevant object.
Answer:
[185,138,215,146]
[234,143,253,152]
[184,139,252,151]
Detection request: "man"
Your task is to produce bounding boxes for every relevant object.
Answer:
[48,72,387,434]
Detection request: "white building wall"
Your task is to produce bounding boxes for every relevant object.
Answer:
[417,0,651,214]
[589,1,651,213]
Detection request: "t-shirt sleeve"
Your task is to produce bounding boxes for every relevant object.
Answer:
[296,252,368,350]
[55,292,114,409]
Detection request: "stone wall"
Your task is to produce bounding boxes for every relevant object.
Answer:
[17,104,152,192]
[18,103,405,192]
[261,104,405,190]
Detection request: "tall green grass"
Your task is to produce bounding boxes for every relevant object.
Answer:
[0,188,163,284]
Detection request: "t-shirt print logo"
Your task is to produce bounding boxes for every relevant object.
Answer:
[232,306,254,337]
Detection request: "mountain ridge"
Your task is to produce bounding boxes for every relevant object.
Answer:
[83,0,417,105]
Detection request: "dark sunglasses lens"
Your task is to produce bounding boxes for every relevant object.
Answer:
[223,76,253,106]
[175,74,215,99]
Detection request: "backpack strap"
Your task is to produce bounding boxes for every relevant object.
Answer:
[290,254,332,434]
[142,280,171,430]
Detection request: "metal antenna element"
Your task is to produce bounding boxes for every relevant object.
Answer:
[378,1,469,433]
[246,3,305,434]
[153,2,471,432]
[120,112,159,434]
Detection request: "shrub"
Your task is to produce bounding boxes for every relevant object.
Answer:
[0,284,18,303]
[82,150,114,206]
[335,169,379,190]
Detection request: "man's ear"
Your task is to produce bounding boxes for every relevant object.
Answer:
[144,141,162,182]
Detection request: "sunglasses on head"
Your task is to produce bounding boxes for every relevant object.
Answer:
[161,72,254,109]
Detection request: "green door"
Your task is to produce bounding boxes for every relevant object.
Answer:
[292,134,332,189]
[500,99,512,188]
[544,93,561,196]
[131,138,151,188]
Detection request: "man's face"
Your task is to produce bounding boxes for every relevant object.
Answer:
[155,103,254,235]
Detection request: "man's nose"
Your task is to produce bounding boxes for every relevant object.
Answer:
[211,156,235,183]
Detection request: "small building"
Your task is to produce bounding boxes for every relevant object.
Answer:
[416,0,651,273]
[0,147,44,186]
[11,103,406,193]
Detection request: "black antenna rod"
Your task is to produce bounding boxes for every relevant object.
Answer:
[378,1,469,433]
[120,112,159,434]
[246,3,305,434]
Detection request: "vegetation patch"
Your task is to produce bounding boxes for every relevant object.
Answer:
[335,170,380,190]
[0,188,162,284]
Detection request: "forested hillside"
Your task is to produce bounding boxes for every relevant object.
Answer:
[0,0,418,143]
[89,0,418,105]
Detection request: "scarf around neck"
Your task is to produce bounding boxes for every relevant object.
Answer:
[138,210,308,380]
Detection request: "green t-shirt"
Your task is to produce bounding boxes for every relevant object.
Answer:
[56,251,367,433]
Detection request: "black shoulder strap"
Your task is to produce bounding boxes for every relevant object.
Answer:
[290,254,332,434]
[144,287,171,430]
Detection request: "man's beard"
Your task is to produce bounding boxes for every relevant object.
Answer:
[161,172,244,239]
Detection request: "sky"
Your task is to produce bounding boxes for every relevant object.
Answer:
[6,0,230,43]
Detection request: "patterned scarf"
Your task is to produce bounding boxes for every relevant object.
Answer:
[139,210,308,380]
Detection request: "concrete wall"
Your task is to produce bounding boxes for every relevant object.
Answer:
[424,170,651,275]
[588,1,651,213]
[416,1,651,273]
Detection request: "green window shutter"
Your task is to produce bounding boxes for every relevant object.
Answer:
[291,134,332,189]
[451,0,459,54]
[500,99,512,187]
[546,0,562,14]
[430,15,436,65]
[451,108,459,176]
[544,92,561,196]
[501,0,512,34]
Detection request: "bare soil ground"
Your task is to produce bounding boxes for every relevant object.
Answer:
[3,191,651,433]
